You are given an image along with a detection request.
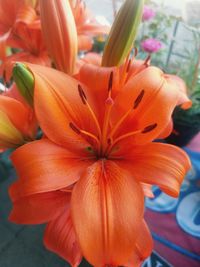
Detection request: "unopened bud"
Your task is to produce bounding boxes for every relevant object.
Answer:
[13,63,34,106]
[102,0,144,67]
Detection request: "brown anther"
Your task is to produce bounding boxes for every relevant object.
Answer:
[134,47,138,57]
[126,59,132,73]
[144,54,151,67]
[78,84,87,104]
[133,90,145,109]
[69,122,81,135]
[108,71,113,92]
[142,123,157,134]
[3,69,6,83]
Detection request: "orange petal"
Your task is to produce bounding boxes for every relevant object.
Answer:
[78,63,119,125]
[78,35,93,51]
[126,59,149,79]
[126,220,153,266]
[9,191,69,224]
[10,139,93,201]
[71,160,144,266]
[44,209,82,267]
[111,67,179,145]
[119,142,191,197]
[0,31,10,60]
[79,23,110,36]
[27,63,100,153]
[164,74,192,110]
[75,52,101,74]
[158,119,173,139]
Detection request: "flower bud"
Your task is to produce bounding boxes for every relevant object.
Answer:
[40,0,78,75]
[0,110,24,149]
[102,0,144,67]
[13,63,34,106]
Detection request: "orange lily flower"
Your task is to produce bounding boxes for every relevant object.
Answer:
[0,22,50,82]
[9,63,190,266]
[70,0,110,51]
[0,0,50,82]
[0,0,37,59]
[0,85,37,150]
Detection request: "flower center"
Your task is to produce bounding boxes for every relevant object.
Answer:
[70,64,157,159]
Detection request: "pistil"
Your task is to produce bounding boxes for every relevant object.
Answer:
[102,72,114,154]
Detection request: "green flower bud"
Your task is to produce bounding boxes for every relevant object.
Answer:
[102,0,144,67]
[13,63,34,106]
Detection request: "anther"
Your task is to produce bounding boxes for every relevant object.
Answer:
[144,54,151,67]
[108,71,113,92]
[78,84,87,104]
[3,69,6,82]
[142,123,157,134]
[133,90,145,109]
[134,47,138,57]
[126,59,132,73]
[69,122,81,134]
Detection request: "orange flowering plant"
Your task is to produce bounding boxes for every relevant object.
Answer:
[0,0,192,266]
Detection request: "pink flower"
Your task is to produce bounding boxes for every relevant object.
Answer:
[142,5,156,21]
[141,38,163,53]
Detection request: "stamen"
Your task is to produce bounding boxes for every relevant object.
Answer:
[144,54,151,67]
[69,122,81,134]
[69,122,101,150]
[109,108,131,139]
[142,123,157,133]
[109,90,145,139]
[3,69,6,82]
[107,129,141,155]
[126,59,131,73]
[134,47,138,57]
[78,84,87,104]
[77,85,102,140]
[133,90,145,109]
[108,71,113,92]
[80,129,101,146]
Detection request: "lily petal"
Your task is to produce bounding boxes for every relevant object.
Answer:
[164,74,192,110]
[27,63,100,153]
[9,191,69,224]
[78,35,93,51]
[44,208,82,267]
[77,63,119,124]
[126,220,153,266]
[71,160,144,266]
[118,142,191,197]
[10,139,93,201]
[111,66,179,144]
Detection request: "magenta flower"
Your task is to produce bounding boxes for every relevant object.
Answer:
[142,5,156,21]
[141,38,163,53]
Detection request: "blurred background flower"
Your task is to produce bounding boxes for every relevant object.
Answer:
[141,37,162,53]
[142,5,156,21]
